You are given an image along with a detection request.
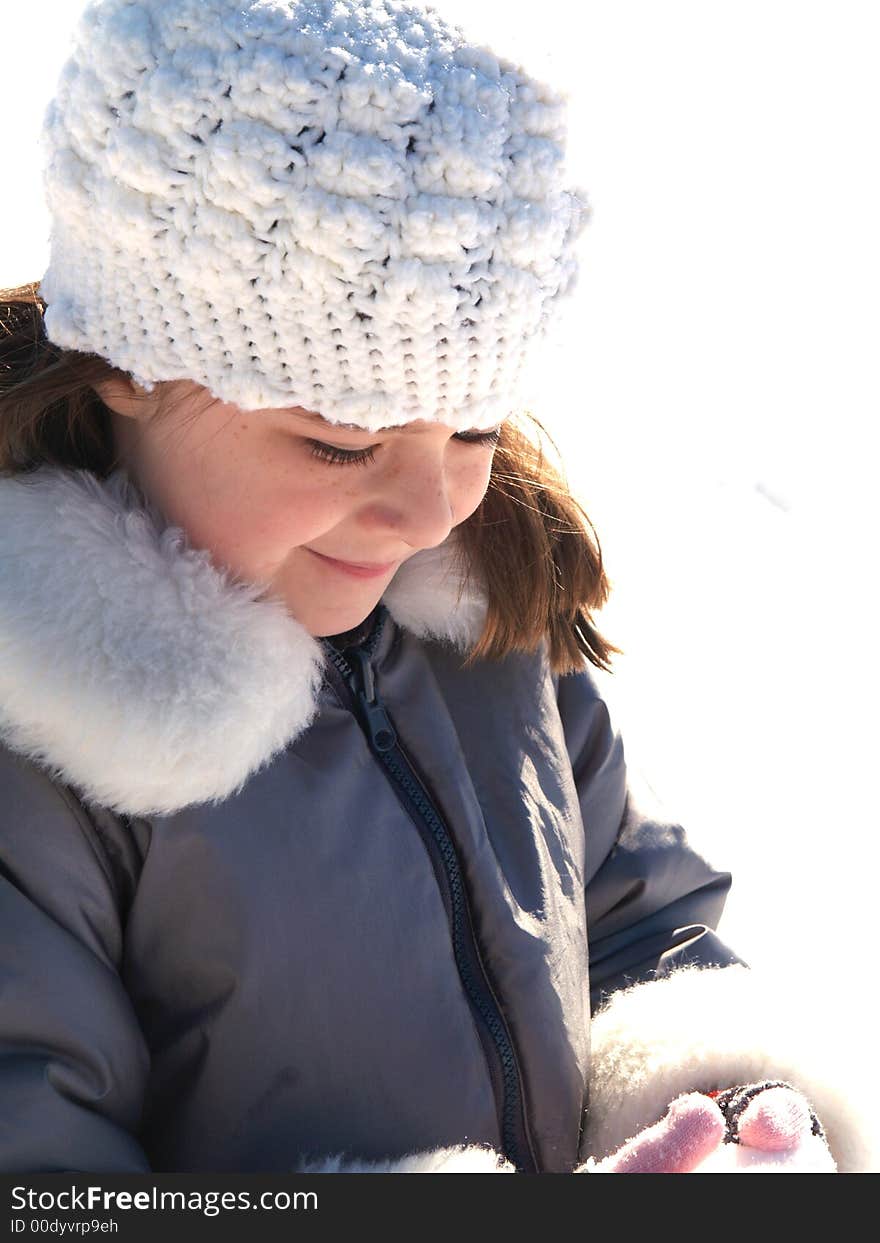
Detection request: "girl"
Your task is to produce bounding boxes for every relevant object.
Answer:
[0,0,871,1174]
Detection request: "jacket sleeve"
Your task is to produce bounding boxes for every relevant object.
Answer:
[0,745,152,1172]
[555,660,880,1174]
[554,659,744,1013]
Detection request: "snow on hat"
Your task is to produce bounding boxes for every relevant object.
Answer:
[38,0,591,432]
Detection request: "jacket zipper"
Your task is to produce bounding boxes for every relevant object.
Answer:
[323,616,538,1173]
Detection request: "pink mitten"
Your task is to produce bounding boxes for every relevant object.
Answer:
[691,1081,837,1172]
[583,1093,726,1172]
[580,1081,837,1173]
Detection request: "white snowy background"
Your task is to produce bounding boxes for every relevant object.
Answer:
[2,2,876,1057]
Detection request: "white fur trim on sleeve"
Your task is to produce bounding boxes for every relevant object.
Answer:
[583,964,880,1173]
[296,1144,515,1173]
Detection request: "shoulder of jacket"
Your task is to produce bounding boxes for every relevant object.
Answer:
[0,738,146,943]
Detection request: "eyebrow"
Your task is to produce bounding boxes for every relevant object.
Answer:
[331,420,431,435]
[295,410,464,435]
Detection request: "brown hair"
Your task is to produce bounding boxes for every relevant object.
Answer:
[1,281,622,676]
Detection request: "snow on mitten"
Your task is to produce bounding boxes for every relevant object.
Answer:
[691,1081,837,1172]
[578,1081,836,1172]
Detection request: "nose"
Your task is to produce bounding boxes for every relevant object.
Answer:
[365,457,456,552]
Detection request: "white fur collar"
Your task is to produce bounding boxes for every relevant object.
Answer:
[0,465,488,817]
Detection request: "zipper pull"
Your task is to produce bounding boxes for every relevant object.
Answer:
[346,649,398,754]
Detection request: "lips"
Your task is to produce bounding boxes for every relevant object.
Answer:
[306,548,398,578]
[327,557,395,570]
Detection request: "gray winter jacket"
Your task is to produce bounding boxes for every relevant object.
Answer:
[0,467,873,1173]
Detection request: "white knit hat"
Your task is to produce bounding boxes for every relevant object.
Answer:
[38,0,591,432]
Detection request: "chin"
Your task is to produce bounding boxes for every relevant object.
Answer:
[307,601,382,640]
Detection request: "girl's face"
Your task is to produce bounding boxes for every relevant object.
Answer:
[99,378,500,637]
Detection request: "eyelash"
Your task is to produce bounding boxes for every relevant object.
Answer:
[307,427,502,468]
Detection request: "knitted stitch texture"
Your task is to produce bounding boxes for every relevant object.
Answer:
[38,0,591,430]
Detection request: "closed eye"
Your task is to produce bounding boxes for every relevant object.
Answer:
[307,426,502,468]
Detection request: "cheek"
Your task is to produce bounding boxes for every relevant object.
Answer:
[234,477,345,552]
[183,464,343,571]
[451,454,494,523]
